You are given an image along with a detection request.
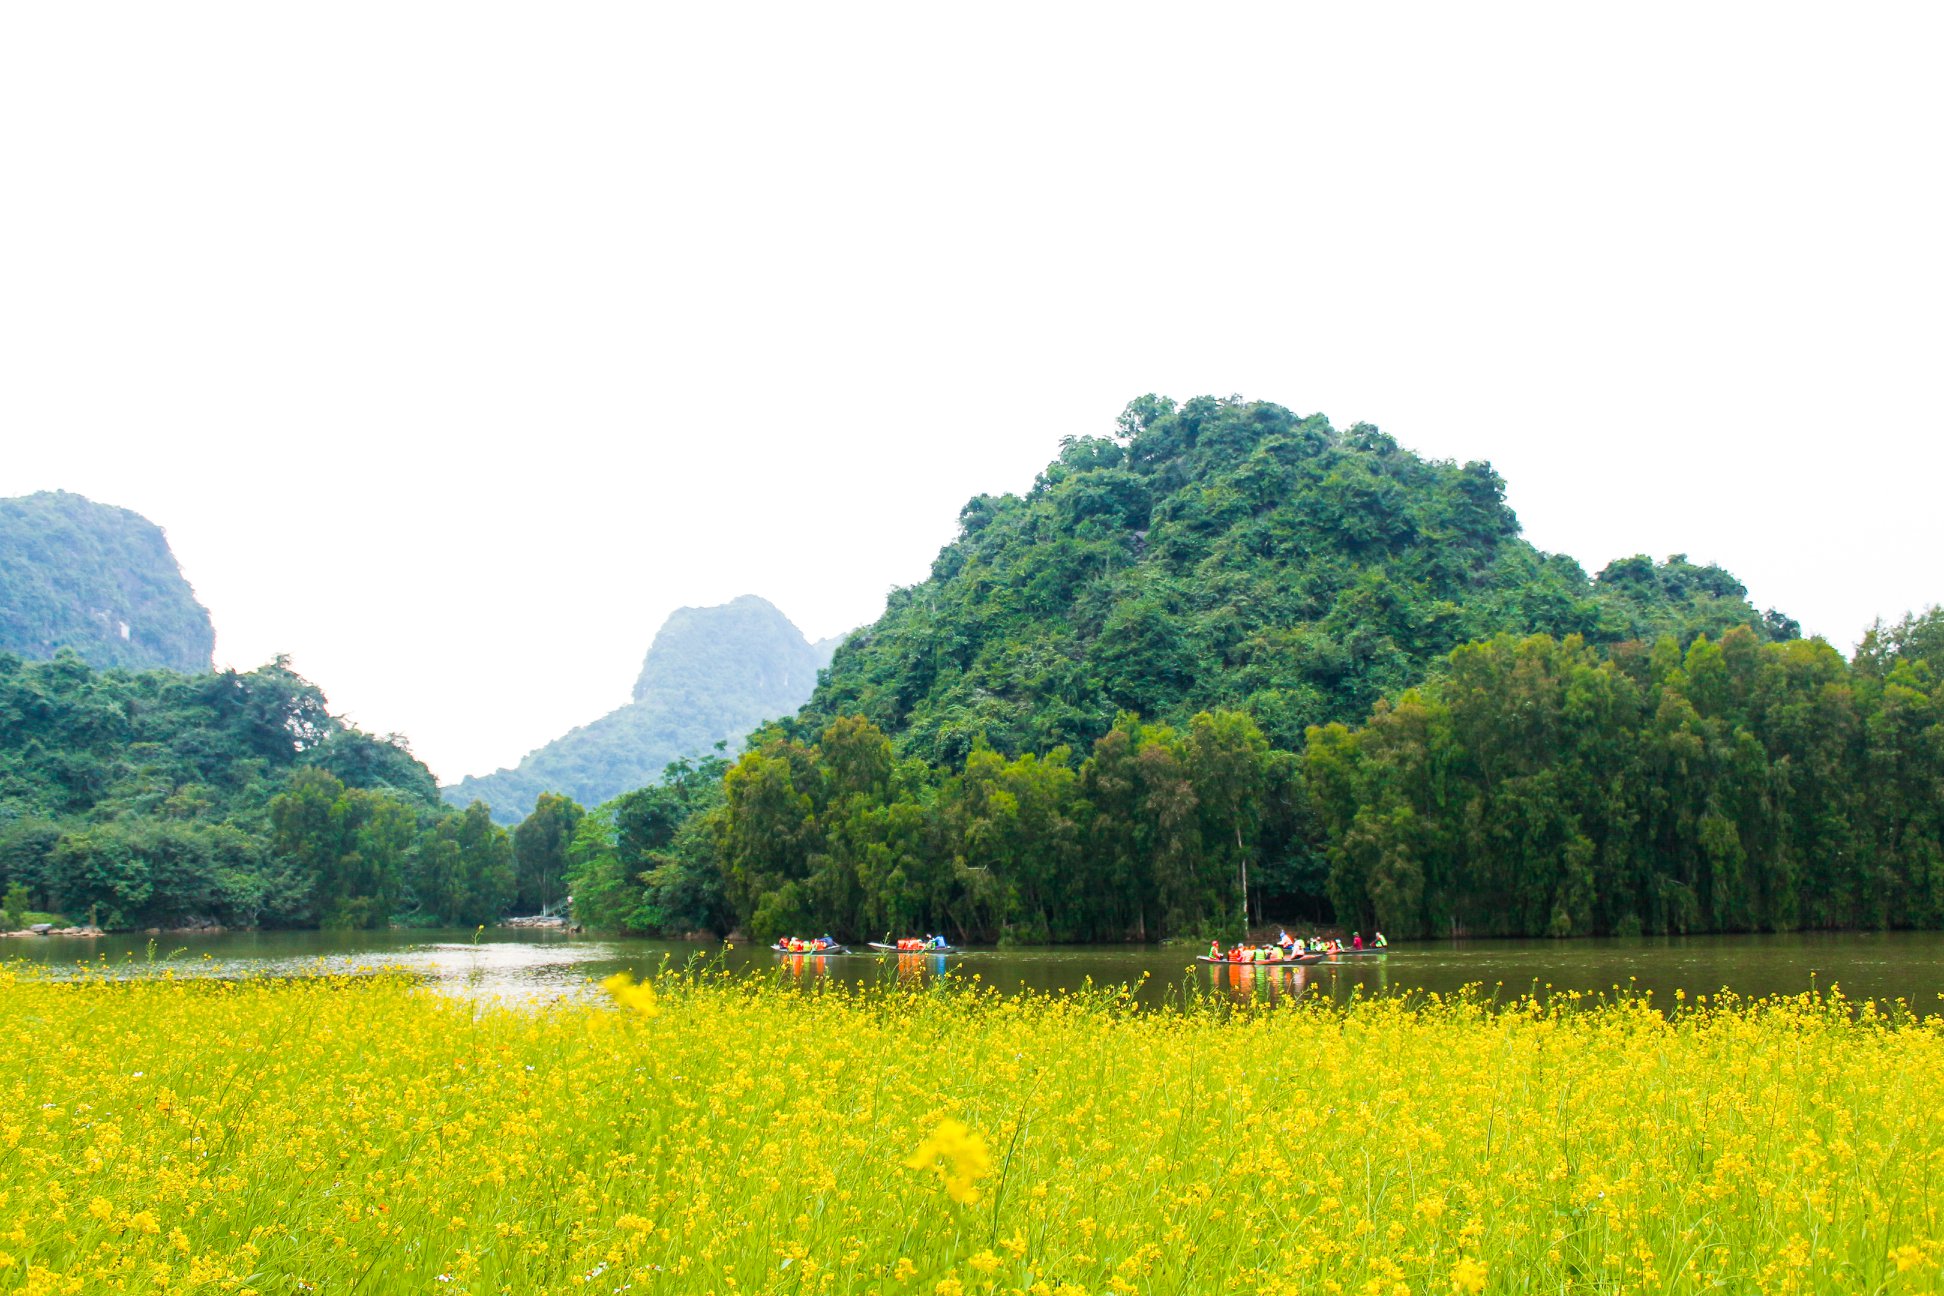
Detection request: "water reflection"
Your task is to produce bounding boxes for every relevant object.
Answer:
[8,928,1944,1013]
[1200,959,1307,1005]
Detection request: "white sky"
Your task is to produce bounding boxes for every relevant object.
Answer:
[2,4,1939,784]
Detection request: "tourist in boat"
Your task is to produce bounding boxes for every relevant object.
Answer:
[1209,940,1221,959]
[1352,932,1363,951]
[1374,931,1388,948]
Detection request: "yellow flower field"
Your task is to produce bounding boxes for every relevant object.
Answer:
[2,964,1942,1295]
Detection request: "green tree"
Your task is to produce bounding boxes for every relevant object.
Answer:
[269,769,414,928]
[2,881,28,929]
[416,803,515,927]
[1187,710,1271,924]
[512,793,584,915]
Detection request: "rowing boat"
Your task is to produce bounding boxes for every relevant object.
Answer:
[1197,954,1321,967]
[868,941,958,954]
[1317,947,1389,958]
[771,944,852,955]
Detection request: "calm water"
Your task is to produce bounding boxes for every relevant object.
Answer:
[10,928,1944,1012]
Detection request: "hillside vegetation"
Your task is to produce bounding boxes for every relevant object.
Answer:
[652,396,1876,943]
[0,491,216,672]
[445,596,838,823]
[800,395,1794,762]
[0,653,526,930]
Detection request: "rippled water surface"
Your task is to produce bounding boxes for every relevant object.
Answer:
[11,928,1944,1011]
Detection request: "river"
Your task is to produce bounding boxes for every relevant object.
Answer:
[10,927,1944,1012]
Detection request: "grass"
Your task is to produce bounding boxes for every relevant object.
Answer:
[1,912,68,931]
[1,963,1941,1294]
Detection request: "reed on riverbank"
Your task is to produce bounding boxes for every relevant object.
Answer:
[2,964,1940,1295]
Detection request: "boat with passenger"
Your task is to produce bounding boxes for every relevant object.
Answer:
[869,937,957,954]
[772,936,851,955]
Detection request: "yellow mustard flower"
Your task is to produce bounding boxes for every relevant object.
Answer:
[600,971,661,1018]
[905,1118,993,1205]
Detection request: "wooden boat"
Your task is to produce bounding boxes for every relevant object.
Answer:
[1197,953,1321,967]
[868,941,958,954]
[771,943,852,955]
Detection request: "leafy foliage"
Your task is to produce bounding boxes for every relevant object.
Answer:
[800,396,1791,764]
[0,491,216,672]
[1305,627,1944,937]
[704,711,1309,944]
[446,596,841,824]
[512,792,582,916]
[0,652,511,929]
[566,755,730,935]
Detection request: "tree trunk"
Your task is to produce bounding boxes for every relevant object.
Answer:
[1236,820,1249,927]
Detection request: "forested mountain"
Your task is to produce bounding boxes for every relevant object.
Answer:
[0,653,525,931]
[573,395,1887,944]
[0,491,216,672]
[799,395,1793,762]
[445,596,840,823]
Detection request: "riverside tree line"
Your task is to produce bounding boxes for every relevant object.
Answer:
[558,611,1944,942]
[5,617,1939,940]
[0,653,567,930]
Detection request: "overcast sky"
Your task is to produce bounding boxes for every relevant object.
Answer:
[3,4,1939,784]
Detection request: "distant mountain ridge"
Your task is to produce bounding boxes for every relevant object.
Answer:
[0,490,215,672]
[445,596,840,823]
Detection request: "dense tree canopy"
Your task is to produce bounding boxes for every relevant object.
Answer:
[798,396,1793,765]
[638,710,1312,944]
[565,756,729,936]
[1305,627,1944,937]
[0,652,514,930]
[679,620,1943,945]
